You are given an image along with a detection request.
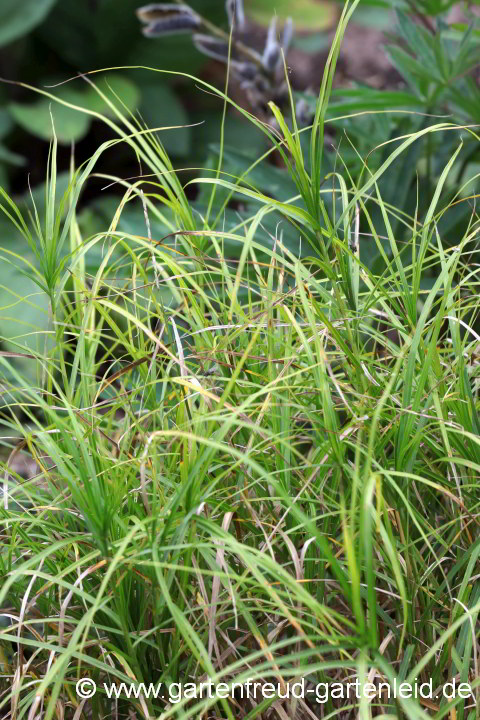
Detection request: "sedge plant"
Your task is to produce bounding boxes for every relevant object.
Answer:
[0,1,479,719]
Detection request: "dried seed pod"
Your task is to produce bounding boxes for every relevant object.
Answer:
[262,44,282,73]
[242,74,276,114]
[141,16,200,36]
[252,74,272,93]
[136,3,198,22]
[261,16,294,74]
[236,62,258,82]
[136,4,201,36]
[282,18,294,53]
[262,17,282,73]
[225,0,245,31]
[295,98,314,127]
[193,34,262,72]
[192,34,231,62]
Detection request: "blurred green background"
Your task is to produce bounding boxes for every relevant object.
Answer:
[0,0,339,195]
[1,0,477,198]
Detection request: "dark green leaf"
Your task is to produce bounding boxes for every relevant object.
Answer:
[8,75,140,145]
[384,45,432,97]
[0,144,25,167]
[396,11,444,83]
[138,84,191,156]
[0,0,59,48]
[0,110,13,140]
[9,99,91,145]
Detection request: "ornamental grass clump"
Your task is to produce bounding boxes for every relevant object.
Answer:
[0,1,479,719]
